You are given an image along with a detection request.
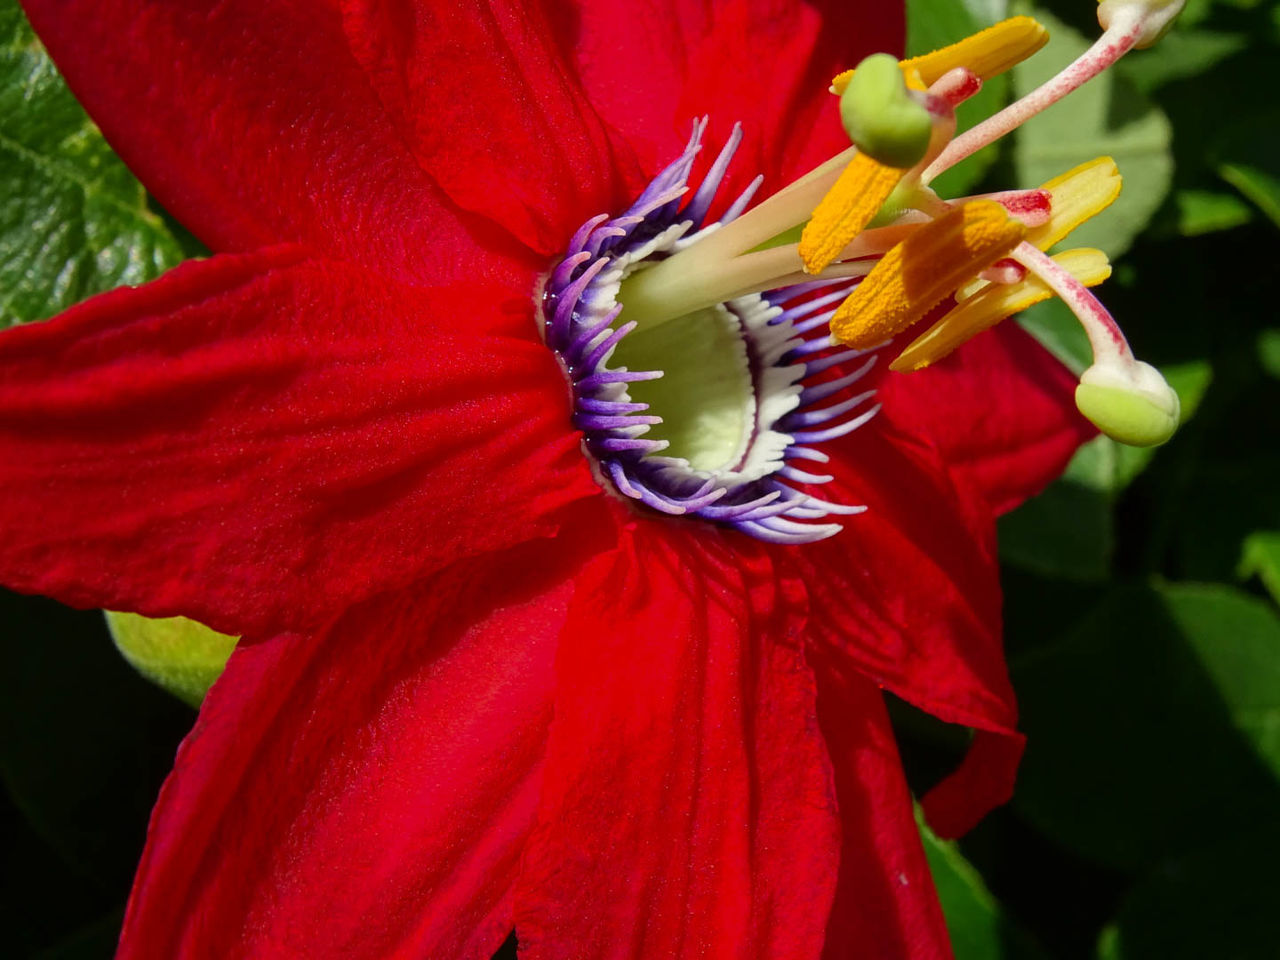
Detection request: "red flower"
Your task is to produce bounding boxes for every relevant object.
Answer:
[1,1,1093,957]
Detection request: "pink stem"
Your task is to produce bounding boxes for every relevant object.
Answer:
[1012,241,1133,368]
[922,10,1145,183]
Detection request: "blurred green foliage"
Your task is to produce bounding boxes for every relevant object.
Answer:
[902,0,1279,956]
[2,0,1278,956]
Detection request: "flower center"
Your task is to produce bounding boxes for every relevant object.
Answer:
[542,124,874,544]
[609,302,759,474]
[542,1,1188,543]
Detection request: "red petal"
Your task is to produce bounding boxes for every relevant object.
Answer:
[21,0,509,283]
[798,419,1020,836]
[879,325,1095,516]
[920,728,1025,840]
[0,249,598,638]
[120,534,603,960]
[339,0,642,255]
[563,0,906,198]
[515,511,840,958]
[813,655,953,960]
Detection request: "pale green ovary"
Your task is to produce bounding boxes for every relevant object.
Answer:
[611,304,755,472]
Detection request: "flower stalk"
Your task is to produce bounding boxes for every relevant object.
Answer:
[924,0,1187,182]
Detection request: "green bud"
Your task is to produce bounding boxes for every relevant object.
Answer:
[839,53,934,169]
[105,611,238,707]
[1074,361,1180,447]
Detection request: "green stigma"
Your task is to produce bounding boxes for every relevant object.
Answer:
[839,53,933,169]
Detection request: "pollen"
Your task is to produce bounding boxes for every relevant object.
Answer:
[891,247,1113,371]
[830,16,1050,95]
[799,152,901,275]
[829,200,1027,349]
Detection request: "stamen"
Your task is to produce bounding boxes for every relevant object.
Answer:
[619,233,896,331]
[924,3,1182,182]
[1011,242,1180,445]
[1011,242,1128,367]
[891,247,1111,371]
[977,258,1027,285]
[975,189,1053,226]
[1026,157,1123,250]
[829,200,1027,349]
[800,53,966,277]
[830,16,1050,95]
[799,153,902,274]
[624,145,857,302]
[929,67,984,108]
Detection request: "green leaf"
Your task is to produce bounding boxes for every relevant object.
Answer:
[1012,10,1174,257]
[1119,29,1249,95]
[1171,187,1254,236]
[1211,101,1280,228]
[1170,443,1280,583]
[0,0,183,328]
[104,612,237,708]
[1014,286,1212,515]
[1017,297,1090,374]
[959,0,1009,23]
[1219,159,1280,229]
[921,818,1049,960]
[907,0,1010,197]
[997,349,1209,579]
[998,478,1113,580]
[1097,826,1280,960]
[1239,532,1280,606]
[1012,582,1280,870]
[1259,328,1280,380]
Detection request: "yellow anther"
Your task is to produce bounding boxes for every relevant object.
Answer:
[829,200,1027,349]
[891,248,1112,371]
[902,67,928,92]
[1027,157,1123,251]
[831,17,1050,95]
[798,152,902,274]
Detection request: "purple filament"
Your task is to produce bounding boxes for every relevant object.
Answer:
[542,120,885,545]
